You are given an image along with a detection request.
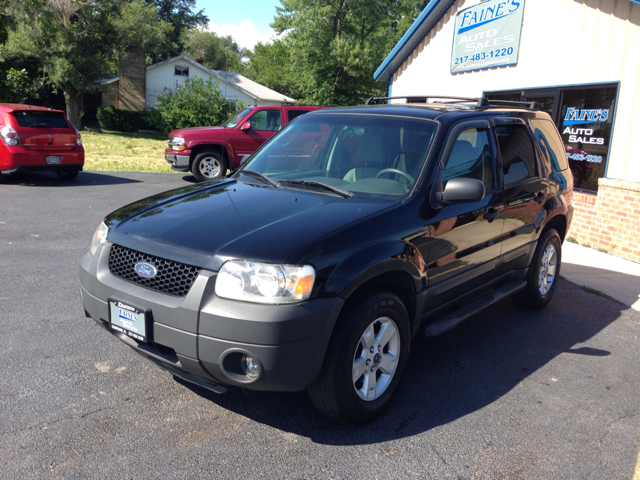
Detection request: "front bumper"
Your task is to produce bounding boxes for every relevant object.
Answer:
[164,149,191,171]
[79,243,344,393]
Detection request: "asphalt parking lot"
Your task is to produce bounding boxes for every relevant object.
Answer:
[1,170,639,479]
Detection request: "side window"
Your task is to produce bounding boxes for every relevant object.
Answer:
[287,110,311,121]
[529,119,569,172]
[249,110,282,131]
[495,125,538,184]
[442,127,494,190]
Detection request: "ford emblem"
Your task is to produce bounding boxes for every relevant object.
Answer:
[135,262,157,278]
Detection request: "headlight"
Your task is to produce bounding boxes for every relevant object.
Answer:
[168,136,185,151]
[215,261,315,304]
[90,221,109,255]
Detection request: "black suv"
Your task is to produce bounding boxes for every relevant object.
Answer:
[79,96,573,423]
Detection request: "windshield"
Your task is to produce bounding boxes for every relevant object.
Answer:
[236,113,437,197]
[221,108,252,128]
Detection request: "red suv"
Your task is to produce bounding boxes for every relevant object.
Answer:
[165,104,327,182]
[0,104,84,181]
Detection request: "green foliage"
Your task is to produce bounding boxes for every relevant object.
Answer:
[96,106,151,132]
[180,29,246,72]
[268,0,431,105]
[244,40,300,100]
[154,76,237,130]
[146,0,209,62]
[5,68,34,104]
[0,0,173,127]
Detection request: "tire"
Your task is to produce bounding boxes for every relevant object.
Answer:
[308,290,410,424]
[511,228,562,310]
[0,173,7,183]
[56,168,79,180]
[192,150,228,182]
[570,164,583,189]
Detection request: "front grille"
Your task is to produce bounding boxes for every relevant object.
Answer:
[108,244,201,297]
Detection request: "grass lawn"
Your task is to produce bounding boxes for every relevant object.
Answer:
[82,130,177,173]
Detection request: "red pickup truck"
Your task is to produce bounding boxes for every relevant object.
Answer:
[165,104,327,182]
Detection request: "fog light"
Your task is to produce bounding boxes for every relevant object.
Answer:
[241,354,260,379]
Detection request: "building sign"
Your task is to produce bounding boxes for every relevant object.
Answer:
[451,0,526,74]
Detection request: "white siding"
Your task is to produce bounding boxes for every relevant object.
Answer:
[145,59,261,108]
[391,0,640,183]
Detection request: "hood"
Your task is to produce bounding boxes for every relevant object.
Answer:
[105,179,394,271]
[170,126,224,137]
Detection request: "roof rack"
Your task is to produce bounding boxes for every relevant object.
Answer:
[280,102,315,106]
[364,96,539,110]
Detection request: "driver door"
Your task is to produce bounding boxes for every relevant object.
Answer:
[425,119,506,309]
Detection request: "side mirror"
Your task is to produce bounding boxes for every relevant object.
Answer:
[240,121,252,131]
[431,176,486,208]
[441,177,485,203]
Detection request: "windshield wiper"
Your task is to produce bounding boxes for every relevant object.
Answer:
[239,170,279,188]
[278,180,353,198]
[28,123,49,128]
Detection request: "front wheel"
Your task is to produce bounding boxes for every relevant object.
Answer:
[308,291,410,424]
[192,151,228,182]
[511,228,562,310]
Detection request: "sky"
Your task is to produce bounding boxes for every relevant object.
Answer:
[195,0,283,50]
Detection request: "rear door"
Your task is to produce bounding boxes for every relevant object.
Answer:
[424,119,506,308]
[11,111,76,151]
[492,117,547,272]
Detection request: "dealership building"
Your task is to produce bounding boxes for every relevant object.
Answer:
[375,0,640,263]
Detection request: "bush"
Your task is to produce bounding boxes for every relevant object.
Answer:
[96,106,150,132]
[154,77,239,131]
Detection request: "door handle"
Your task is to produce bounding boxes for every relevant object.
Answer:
[483,208,500,222]
[534,192,546,204]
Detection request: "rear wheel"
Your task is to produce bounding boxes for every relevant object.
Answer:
[308,291,410,424]
[56,168,79,181]
[511,228,562,310]
[192,150,228,182]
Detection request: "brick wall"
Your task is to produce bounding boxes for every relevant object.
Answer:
[567,178,640,263]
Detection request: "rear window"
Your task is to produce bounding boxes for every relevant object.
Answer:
[529,118,569,172]
[288,110,312,121]
[13,111,70,128]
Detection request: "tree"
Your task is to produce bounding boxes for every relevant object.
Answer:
[180,29,245,72]
[0,0,172,128]
[271,0,431,105]
[243,40,300,100]
[154,76,240,130]
[146,0,208,62]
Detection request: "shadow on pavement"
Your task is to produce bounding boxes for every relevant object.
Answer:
[2,170,143,187]
[177,280,626,445]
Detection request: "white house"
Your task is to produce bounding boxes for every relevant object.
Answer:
[101,52,294,110]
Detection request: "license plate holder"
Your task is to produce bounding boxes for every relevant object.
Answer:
[108,297,151,343]
[45,156,61,165]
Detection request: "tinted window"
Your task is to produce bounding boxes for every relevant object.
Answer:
[530,118,568,172]
[249,110,282,131]
[442,128,494,190]
[495,125,537,184]
[288,110,311,121]
[13,111,69,128]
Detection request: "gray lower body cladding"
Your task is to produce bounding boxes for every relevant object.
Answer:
[79,244,344,393]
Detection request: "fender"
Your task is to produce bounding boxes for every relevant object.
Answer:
[322,240,425,299]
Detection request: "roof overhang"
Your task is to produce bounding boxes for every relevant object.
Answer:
[374,0,456,83]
